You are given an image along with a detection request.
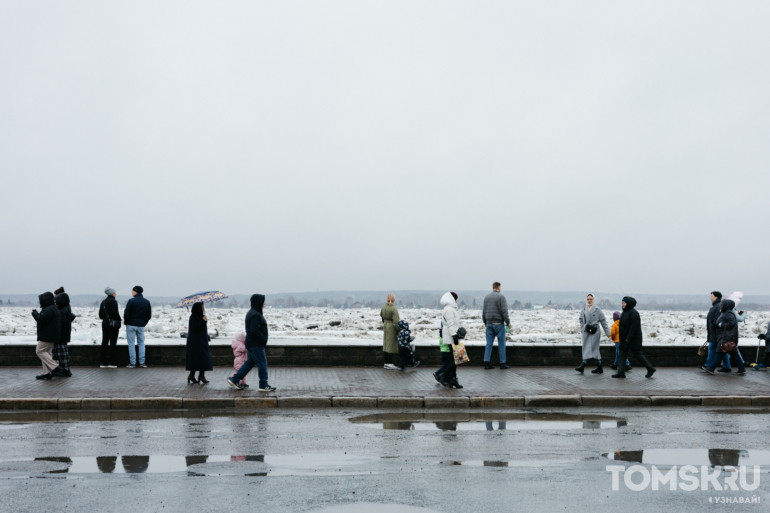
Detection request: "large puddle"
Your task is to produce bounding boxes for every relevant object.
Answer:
[603,449,770,467]
[350,412,627,431]
[0,453,378,477]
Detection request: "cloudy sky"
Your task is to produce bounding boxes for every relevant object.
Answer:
[1,1,768,297]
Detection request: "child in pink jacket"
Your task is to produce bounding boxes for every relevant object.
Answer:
[231,332,248,387]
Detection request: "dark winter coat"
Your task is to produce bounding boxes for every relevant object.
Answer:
[245,294,268,348]
[716,299,739,346]
[54,292,76,344]
[185,303,213,371]
[706,298,722,343]
[397,320,415,349]
[618,297,643,350]
[32,292,61,344]
[99,294,121,327]
[124,294,152,327]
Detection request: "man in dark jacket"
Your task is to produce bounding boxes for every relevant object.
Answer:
[227,294,276,391]
[482,281,511,369]
[703,291,729,372]
[704,299,746,375]
[611,296,656,379]
[31,291,63,380]
[123,285,152,368]
[53,287,75,377]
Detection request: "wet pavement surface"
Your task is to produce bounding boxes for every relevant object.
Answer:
[2,365,770,400]
[0,407,768,512]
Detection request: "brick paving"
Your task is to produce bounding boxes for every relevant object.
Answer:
[1,365,769,400]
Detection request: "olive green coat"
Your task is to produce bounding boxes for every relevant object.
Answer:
[380,303,400,354]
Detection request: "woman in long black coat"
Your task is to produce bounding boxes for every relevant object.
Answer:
[185,302,213,384]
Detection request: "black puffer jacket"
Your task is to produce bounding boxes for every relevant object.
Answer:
[99,294,121,327]
[245,294,268,348]
[716,299,738,346]
[32,292,61,343]
[54,292,76,344]
[618,296,643,350]
[124,294,152,327]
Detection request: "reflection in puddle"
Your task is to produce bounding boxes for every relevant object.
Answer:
[351,412,626,431]
[9,453,377,477]
[603,449,770,467]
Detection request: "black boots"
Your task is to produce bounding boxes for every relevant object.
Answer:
[575,362,586,374]
[591,363,603,374]
[198,372,209,384]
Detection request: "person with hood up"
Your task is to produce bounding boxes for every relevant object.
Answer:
[396,320,420,371]
[575,293,612,375]
[185,302,213,384]
[31,291,63,380]
[227,294,276,391]
[99,287,121,368]
[231,331,249,387]
[611,296,656,379]
[437,291,463,389]
[380,294,400,369]
[702,298,746,375]
[757,321,770,369]
[53,286,75,377]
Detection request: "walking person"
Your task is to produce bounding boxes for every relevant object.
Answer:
[609,311,630,371]
[482,282,511,369]
[53,286,75,377]
[31,291,63,380]
[575,293,611,374]
[703,299,746,375]
[380,294,400,370]
[99,287,121,368]
[227,294,276,392]
[611,296,656,379]
[185,302,213,384]
[703,291,726,372]
[231,331,249,387]
[123,285,152,368]
[439,291,463,389]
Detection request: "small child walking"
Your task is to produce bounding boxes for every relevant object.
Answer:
[231,332,249,388]
[396,320,420,371]
[610,311,630,371]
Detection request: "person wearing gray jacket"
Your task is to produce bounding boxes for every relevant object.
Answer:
[482,282,511,369]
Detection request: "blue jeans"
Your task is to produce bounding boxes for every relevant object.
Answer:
[484,324,507,364]
[231,346,268,388]
[612,343,630,366]
[706,341,744,370]
[126,325,145,365]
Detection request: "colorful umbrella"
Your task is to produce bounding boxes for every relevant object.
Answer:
[176,291,228,308]
[727,291,744,305]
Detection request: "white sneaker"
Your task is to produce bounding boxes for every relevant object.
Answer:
[384,364,398,370]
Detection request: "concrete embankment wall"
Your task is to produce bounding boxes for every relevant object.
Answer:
[0,344,764,367]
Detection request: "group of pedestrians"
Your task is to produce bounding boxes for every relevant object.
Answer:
[30,288,74,380]
[98,286,152,368]
[701,291,747,375]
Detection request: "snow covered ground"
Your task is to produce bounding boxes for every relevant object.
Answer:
[1,306,768,348]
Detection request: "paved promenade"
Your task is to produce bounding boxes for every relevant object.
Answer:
[2,365,770,410]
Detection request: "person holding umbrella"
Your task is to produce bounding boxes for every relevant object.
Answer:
[227,294,276,392]
[185,302,213,384]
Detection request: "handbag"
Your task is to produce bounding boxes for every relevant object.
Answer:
[697,341,708,357]
[585,324,598,334]
[719,327,736,353]
[452,341,470,365]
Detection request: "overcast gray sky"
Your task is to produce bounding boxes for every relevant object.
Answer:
[1,1,768,297]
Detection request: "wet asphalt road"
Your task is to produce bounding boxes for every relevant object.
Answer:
[1,407,769,513]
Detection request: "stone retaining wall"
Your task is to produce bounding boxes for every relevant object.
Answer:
[0,344,764,367]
